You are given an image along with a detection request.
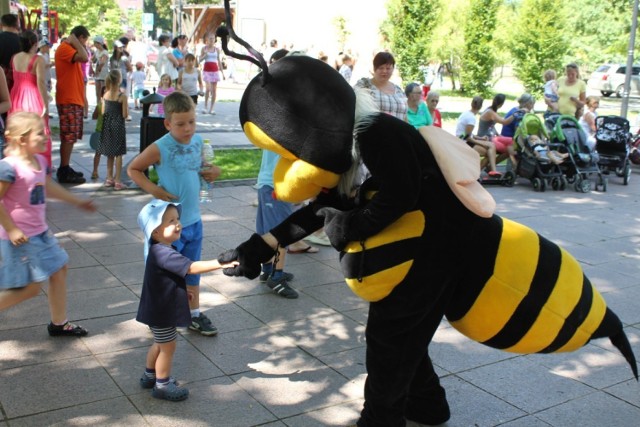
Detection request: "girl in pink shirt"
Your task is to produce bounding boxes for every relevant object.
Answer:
[0,112,96,336]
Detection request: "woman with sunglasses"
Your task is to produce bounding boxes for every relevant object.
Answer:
[404,82,432,128]
[426,91,442,128]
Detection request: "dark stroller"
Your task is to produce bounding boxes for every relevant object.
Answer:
[513,113,565,191]
[548,114,605,193]
[595,115,632,185]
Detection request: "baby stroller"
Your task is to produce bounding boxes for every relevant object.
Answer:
[595,115,632,185]
[513,113,566,191]
[548,115,605,193]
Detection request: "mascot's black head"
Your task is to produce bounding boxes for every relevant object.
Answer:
[217,1,355,202]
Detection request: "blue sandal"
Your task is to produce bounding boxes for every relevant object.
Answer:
[140,375,178,389]
[151,382,189,401]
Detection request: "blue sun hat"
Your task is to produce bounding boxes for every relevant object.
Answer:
[137,199,182,259]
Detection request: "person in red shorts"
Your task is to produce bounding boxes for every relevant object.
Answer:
[54,26,90,184]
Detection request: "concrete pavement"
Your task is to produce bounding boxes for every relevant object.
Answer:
[1,80,640,426]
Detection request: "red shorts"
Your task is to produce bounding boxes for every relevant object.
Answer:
[57,104,84,144]
[492,136,514,154]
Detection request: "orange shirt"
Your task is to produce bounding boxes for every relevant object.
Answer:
[54,42,84,106]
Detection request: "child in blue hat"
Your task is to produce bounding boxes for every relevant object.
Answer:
[136,199,237,401]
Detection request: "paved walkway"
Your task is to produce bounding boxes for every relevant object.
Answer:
[1,81,640,426]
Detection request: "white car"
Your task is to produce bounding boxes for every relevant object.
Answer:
[586,63,640,97]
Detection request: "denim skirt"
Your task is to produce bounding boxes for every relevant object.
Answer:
[0,229,68,289]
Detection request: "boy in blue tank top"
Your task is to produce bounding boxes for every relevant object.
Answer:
[128,91,221,336]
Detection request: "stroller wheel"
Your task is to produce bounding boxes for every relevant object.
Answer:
[502,170,516,187]
[574,177,591,193]
[532,177,546,192]
[560,176,567,191]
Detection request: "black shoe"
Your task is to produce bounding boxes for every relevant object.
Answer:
[56,169,86,184]
[259,271,294,283]
[265,275,299,299]
[67,166,84,177]
[47,321,88,337]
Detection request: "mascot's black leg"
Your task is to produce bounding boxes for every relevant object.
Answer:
[592,308,638,379]
[405,351,450,425]
[358,271,455,427]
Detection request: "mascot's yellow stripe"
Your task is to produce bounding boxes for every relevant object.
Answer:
[506,247,584,353]
[345,261,414,302]
[451,218,538,342]
[343,210,425,252]
[556,290,607,352]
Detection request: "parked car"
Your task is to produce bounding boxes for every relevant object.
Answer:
[587,64,640,97]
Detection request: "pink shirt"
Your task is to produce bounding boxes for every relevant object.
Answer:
[0,155,48,239]
[157,87,175,116]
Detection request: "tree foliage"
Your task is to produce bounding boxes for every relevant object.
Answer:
[21,0,125,44]
[382,0,441,83]
[430,0,469,90]
[511,0,569,95]
[460,0,500,96]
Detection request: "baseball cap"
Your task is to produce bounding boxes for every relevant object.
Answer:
[94,35,105,45]
[38,39,50,48]
[114,40,124,48]
[137,199,182,259]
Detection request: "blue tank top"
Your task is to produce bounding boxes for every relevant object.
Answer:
[154,132,203,227]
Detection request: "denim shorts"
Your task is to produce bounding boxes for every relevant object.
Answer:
[0,229,68,289]
[172,220,202,286]
[256,185,293,234]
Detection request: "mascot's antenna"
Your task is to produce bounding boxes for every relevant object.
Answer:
[217,0,271,86]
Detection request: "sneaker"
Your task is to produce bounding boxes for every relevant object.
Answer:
[189,312,218,336]
[56,167,86,184]
[265,276,299,299]
[47,321,88,337]
[67,166,84,177]
[140,374,178,389]
[151,381,189,401]
[259,271,294,283]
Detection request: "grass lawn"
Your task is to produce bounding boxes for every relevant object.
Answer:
[215,148,262,181]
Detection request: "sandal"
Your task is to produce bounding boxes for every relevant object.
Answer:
[287,245,319,254]
[114,182,128,191]
[47,321,88,337]
[140,374,178,389]
[91,172,99,180]
[104,179,115,188]
[151,381,189,401]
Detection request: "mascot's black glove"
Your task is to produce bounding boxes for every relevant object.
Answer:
[218,233,278,279]
[314,206,355,251]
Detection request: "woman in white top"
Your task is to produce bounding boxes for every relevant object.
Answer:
[455,96,501,176]
[155,34,179,83]
[354,52,407,121]
[199,34,225,115]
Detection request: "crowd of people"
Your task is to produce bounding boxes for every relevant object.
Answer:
[0,14,624,406]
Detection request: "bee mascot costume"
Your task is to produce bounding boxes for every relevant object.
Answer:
[216,2,637,425]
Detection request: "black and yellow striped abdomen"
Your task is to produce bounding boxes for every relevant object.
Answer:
[340,210,425,302]
[448,216,607,354]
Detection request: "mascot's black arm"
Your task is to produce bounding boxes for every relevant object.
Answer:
[218,114,430,276]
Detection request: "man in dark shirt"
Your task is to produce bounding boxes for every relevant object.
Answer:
[0,14,21,85]
[0,14,20,124]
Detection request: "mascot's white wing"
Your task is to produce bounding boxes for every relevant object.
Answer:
[420,126,496,218]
